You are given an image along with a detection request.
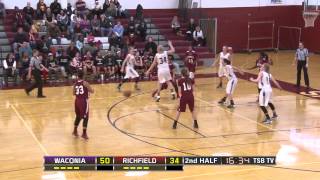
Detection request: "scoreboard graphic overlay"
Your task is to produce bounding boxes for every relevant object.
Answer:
[44,156,276,171]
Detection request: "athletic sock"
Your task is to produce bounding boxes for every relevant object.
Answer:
[172,121,178,129]
[260,106,270,119]
[193,120,199,128]
[268,103,275,111]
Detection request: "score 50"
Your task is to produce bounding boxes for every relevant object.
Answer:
[98,157,113,164]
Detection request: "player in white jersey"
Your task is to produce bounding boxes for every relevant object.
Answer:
[212,46,231,88]
[250,64,282,124]
[146,41,176,102]
[117,47,140,91]
[218,59,243,108]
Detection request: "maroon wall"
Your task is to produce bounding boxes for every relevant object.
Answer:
[199,6,302,52]
[300,11,320,52]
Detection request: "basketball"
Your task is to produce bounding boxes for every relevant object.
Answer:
[123,90,132,98]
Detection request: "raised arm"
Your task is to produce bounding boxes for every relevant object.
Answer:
[167,41,175,55]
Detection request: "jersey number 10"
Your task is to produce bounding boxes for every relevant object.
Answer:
[75,85,84,95]
[183,83,192,91]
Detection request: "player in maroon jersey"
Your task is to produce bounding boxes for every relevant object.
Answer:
[72,71,94,139]
[185,46,197,78]
[151,55,179,98]
[247,52,273,70]
[172,68,198,129]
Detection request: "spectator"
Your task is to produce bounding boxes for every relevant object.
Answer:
[0,0,5,18]
[74,22,82,38]
[171,16,181,34]
[70,52,82,78]
[186,18,197,41]
[83,51,97,77]
[23,2,34,25]
[91,0,102,17]
[144,37,157,55]
[91,14,101,36]
[58,50,70,79]
[113,21,124,38]
[80,15,91,36]
[36,0,47,19]
[19,52,30,81]
[47,53,60,79]
[75,0,88,17]
[76,35,84,53]
[100,15,113,37]
[128,34,136,46]
[109,33,121,49]
[137,19,147,40]
[68,15,77,39]
[57,10,69,32]
[102,0,110,15]
[14,7,27,31]
[171,16,182,36]
[105,50,116,79]
[50,0,62,16]
[19,42,33,58]
[47,22,61,45]
[44,8,53,22]
[13,27,29,54]
[66,42,79,59]
[3,53,17,86]
[36,35,50,54]
[193,26,205,46]
[113,0,122,17]
[95,50,106,78]
[66,3,73,20]
[107,0,117,17]
[127,16,136,35]
[135,4,143,20]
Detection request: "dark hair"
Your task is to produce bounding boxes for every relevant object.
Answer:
[78,70,84,79]
[181,68,192,86]
[223,58,231,65]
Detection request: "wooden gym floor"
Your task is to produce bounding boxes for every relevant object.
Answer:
[0,51,320,180]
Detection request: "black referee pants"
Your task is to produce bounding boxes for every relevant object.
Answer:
[26,69,43,96]
[296,61,309,87]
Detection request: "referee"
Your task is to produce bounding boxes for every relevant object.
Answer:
[293,42,310,89]
[25,50,46,98]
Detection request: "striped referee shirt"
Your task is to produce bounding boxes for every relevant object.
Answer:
[296,48,309,61]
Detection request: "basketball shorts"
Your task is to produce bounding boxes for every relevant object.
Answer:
[124,66,139,79]
[259,89,272,107]
[226,78,238,95]
[75,98,89,119]
[158,69,172,84]
[178,96,195,112]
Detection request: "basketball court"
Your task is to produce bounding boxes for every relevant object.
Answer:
[1,0,320,179]
[1,51,320,179]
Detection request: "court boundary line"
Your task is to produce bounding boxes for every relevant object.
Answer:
[10,104,84,180]
[10,104,49,155]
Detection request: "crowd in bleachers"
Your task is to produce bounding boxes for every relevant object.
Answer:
[0,0,204,87]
